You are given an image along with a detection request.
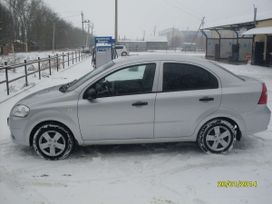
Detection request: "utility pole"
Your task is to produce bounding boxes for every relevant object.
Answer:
[85,20,91,48]
[253,4,257,26]
[81,11,85,46]
[52,23,55,53]
[90,23,94,47]
[24,26,28,52]
[143,30,146,41]
[190,17,205,44]
[153,25,157,36]
[115,0,118,43]
[172,27,175,49]
[91,23,94,37]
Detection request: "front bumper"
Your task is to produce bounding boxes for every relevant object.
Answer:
[8,116,30,146]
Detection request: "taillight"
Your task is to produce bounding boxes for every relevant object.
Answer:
[258,83,268,104]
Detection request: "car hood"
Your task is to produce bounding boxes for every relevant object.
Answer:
[16,84,74,107]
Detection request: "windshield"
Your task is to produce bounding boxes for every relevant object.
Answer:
[66,61,115,91]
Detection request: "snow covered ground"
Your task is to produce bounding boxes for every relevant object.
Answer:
[0,53,272,204]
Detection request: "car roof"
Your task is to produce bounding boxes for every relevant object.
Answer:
[112,54,210,66]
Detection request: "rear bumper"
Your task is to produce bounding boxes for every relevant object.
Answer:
[242,105,271,135]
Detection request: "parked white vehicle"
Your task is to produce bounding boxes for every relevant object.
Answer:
[8,55,271,160]
[115,44,129,57]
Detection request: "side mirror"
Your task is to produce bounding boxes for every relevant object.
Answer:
[84,88,97,100]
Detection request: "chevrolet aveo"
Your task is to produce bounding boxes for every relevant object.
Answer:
[8,55,271,160]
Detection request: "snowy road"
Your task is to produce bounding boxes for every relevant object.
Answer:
[0,56,272,204]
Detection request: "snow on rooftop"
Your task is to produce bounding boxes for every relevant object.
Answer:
[243,26,272,35]
[204,12,272,29]
[119,36,168,43]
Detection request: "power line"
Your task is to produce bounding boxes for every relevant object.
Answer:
[161,0,202,21]
[173,0,204,18]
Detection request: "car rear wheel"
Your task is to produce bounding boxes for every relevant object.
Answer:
[33,123,74,160]
[197,119,236,153]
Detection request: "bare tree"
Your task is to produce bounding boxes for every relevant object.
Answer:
[1,0,92,52]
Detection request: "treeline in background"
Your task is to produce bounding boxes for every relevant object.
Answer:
[0,0,90,53]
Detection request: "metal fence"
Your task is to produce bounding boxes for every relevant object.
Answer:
[0,50,90,95]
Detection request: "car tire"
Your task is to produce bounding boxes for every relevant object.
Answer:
[197,119,236,154]
[121,52,128,56]
[33,123,75,160]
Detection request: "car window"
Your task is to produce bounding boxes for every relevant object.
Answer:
[89,63,156,98]
[163,63,218,92]
[115,45,124,49]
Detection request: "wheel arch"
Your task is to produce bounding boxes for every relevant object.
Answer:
[29,120,79,146]
[195,116,243,141]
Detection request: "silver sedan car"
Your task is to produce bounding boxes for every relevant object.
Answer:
[8,55,271,160]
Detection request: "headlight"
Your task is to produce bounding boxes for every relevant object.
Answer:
[11,104,30,118]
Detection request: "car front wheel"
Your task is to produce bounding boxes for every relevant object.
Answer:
[197,119,236,153]
[33,122,75,160]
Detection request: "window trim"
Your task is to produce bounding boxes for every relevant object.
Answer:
[82,62,159,99]
[159,61,220,93]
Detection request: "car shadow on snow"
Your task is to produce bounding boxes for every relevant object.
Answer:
[8,133,267,161]
[71,142,202,159]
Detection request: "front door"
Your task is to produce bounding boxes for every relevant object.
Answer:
[155,62,221,138]
[78,63,157,141]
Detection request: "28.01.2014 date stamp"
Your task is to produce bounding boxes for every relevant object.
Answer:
[217,180,258,188]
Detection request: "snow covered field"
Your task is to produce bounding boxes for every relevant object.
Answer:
[0,53,272,204]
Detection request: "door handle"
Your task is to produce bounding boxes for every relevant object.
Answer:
[132,101,148,107]
[199,97,214,102]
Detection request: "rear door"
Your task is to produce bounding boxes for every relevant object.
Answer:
[155,62,221,138]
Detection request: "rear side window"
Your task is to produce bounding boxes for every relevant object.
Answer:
[163,63,218,92]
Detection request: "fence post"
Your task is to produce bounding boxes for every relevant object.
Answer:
[62,52,65,69]
[75,51,77,63]
[68,52,70,66]
[38,57,41,79]
[4,62,9,95]
[56,54,59,71]
[24,60,28,86]
[79,50,81,61]
[48,55,52,75]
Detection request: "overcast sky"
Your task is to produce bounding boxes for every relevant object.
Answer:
[44,0,272,39]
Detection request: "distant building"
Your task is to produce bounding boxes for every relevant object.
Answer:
[159,28,205,50]
[145,37,168,50]
[119,37,168,51]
